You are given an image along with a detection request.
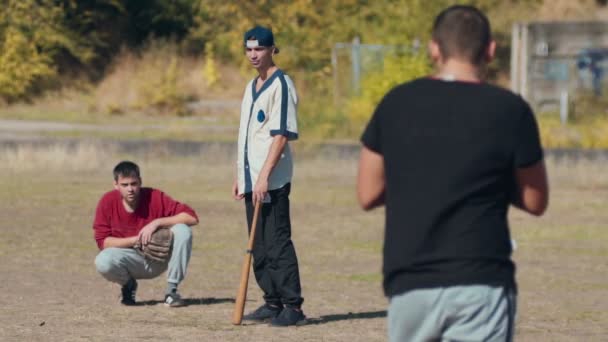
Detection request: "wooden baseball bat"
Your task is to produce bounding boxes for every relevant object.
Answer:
[232,200,261,325]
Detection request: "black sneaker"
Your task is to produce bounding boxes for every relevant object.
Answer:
[243,304,283,322]
[121,278,138,306]
[270,307,307,327]
[164,292,186,307]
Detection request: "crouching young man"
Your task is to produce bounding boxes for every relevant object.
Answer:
[93,161,199,307]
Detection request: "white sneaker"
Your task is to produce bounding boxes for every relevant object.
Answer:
[164,292,186,307]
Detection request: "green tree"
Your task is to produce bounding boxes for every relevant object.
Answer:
[0,0,92,100]
[58,0,199,77]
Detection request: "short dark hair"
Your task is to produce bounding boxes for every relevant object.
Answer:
[113,161,140,181]
[432,5,492,65]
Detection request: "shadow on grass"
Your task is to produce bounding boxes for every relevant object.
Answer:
[136,297,235,306]
[306,310,387,325]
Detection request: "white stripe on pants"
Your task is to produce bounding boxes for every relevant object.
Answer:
[94,223,192,285]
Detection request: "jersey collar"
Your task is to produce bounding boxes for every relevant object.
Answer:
[252,69,283,102]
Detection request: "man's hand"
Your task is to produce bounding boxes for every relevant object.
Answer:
[135,228,173,263]
[252,178,269,204]
[138,219,161,246]
[232,179,244,200]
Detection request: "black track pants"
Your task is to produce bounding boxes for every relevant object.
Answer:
[245,183,304,308]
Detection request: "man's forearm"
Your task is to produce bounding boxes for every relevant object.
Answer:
[259,135,288,181]
[103,236,138,249]
[101,213,197,249]
[357,146,386,210]
[155,212,199,228]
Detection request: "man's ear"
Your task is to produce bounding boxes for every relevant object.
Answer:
[486,40,496,63]
[113,180,119,190]
[428,40,441,64]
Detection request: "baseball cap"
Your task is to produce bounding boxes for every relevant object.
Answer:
[244,26,280,54]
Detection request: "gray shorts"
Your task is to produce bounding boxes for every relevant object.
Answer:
[94,223,192,285]
[388,285,516,342]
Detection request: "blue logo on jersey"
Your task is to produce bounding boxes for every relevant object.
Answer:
[257,110,266,123]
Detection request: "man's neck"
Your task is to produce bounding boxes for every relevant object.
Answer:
[122,199,138,213]
[435,59,482,82]
[257,64,278,81]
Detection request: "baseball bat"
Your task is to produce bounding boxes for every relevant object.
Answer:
[232,200,261,325]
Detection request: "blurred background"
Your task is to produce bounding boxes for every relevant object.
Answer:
[2,4,608,340]
[2,0,608,147]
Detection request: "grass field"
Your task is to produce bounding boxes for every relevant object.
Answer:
[0,143,606,341]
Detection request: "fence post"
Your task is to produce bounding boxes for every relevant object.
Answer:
[352,36,361,95]
[520,23,529,101]
[332,45,339,108]
[510,23,521,93]
[560,90,569,124]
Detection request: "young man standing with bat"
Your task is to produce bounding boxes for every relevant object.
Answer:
[232,25,306,327]
[357,5,549,341]
[93,161,198,307]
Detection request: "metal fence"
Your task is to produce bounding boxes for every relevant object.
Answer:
[511,21,608,121]
[331,38,419,107]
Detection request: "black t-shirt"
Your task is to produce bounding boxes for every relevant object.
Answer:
[361,77,543,297]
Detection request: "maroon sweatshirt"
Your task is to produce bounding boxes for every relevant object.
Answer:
[93,188,198,250]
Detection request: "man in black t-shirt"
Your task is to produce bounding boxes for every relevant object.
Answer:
[357,5,549,342]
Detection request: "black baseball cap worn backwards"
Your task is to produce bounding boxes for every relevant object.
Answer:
[244,26,279,53]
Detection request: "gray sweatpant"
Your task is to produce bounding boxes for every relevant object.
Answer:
[95,224,192,285]
[388,285,516,342]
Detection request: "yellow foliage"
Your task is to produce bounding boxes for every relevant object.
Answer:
[537,114,608,148]
[345,52,432,133]
[203,43,220,88]
[0,0,95,101]
[538,115,581,148]
[0,28,56,99]
[578,118,608,148]
[137,55,189,115]
[195,0,442,74]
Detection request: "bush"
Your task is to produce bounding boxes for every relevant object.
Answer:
[537,113,608,148]
[136,54,189,115]
[0,1,88,101]
[570,91,608,122]
[93,42,191,116]
[93,39,247,116]
[344,52,432,134]
[0,28,56,100]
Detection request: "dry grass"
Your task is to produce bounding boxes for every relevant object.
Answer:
[0,143,606,341]
[0,40,247,122]
[0,143,114,172]
[94,42,247,116]
[546,157,608,188]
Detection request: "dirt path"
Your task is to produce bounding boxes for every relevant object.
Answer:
[0,118,236,141]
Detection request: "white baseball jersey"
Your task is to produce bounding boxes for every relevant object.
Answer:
[236,69,299,195]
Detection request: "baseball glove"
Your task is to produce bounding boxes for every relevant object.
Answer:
[135,228,173,263]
